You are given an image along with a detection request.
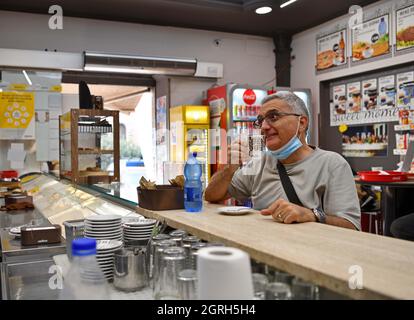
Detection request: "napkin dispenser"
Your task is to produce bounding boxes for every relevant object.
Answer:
[21,225,61,246]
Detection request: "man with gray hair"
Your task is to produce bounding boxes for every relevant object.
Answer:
[205,91,360,230]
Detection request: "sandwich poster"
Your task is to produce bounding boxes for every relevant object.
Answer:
[332,85,347,115]
[378,75,396,108]
[361,79,378,111]
[396,5,414,52]
[352,14,390,63]
[316,29,347,71]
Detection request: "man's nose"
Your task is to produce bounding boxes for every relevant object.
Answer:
[261,119,271,131]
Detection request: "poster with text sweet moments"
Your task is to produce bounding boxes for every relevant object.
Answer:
[352,14,390,62]
[0,92,34,129]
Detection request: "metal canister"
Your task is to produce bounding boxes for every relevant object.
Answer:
[114,246,148,292]
[63,219,85,260]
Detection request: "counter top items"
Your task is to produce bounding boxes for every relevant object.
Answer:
[63,219,85,259]
[114,247,148,292]
[358,170,408,182]
[197,246,254,300]
[137,185,184,210]
[122,217,156,243]
[217,206,255,216]
[96,239,124,281]
[21,224,62,246]
[85,214,123,241]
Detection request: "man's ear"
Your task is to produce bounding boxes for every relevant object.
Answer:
[299,116,309,134]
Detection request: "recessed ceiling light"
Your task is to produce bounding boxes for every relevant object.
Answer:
[255,6,272,14]
[280,0,297,8]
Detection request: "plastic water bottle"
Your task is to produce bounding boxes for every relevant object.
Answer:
[60,238,110,300]
[184,152,203,212]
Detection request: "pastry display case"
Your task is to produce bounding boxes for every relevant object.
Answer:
[59,109,120,185]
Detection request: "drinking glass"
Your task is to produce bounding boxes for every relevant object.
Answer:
[151,239,176,290]
[182,236,200,268]
[177,269,198,300]
[189,242,208,270]
[154,247,186,300]
[169,229,188,246]
[147,234,171,286]
[291,277,320,300]
[252,273,269,300]
[265,282,292,300]
[272,269,295,285]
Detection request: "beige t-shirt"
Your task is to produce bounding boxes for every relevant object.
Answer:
[228,146,361,230]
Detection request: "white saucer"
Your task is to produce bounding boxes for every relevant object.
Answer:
[217,206,253,216]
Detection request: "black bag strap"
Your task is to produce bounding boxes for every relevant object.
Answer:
[277,161,303,206]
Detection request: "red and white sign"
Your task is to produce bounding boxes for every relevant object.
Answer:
[243,89,256,105]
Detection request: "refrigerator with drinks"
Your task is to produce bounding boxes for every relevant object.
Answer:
[169,105,210,188]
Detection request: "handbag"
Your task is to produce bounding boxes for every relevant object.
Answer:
[277,161,303,207]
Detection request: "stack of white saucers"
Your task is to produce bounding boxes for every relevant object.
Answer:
[84,214,123,241]
[96,239,123,280]
[122,217,157,242]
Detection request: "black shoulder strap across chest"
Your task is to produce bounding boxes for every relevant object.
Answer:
[277,161,303,206]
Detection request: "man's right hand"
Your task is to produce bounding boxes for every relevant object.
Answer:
[228,137,250,167]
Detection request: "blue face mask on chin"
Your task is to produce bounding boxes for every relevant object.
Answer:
[268,117,303,160]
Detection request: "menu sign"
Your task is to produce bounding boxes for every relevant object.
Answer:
[397,71,414,108]
[316,30,347,71]
[352,14,390,62]
[378,75,396,108]
[332,85,347,115]
[361,79,378,111]
[331,78,399,126]
[346,82,362,113]
[396,5,414,52]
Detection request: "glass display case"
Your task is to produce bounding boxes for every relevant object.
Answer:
[59,109,120,185]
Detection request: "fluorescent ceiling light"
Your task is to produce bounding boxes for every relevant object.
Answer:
[22,70,32,86]
[255,6,272,14]
[280,0,297,8]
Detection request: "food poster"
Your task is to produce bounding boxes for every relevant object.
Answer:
[342,123,388,157]
[316,29,347,71]
[352,14,390,62]
[0,91,34,129]
[362,79,378,111]
[396,5,414,52]
[347,82,362,113]
[378,75,396,108]
[397,71,414,108]
[332,85,347,115]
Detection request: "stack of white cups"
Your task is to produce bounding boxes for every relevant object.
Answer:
[197,246,254,300]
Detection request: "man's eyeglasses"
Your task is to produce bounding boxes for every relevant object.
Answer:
[253,111,301,129]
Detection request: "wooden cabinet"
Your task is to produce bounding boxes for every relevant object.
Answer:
[59,109,120,185]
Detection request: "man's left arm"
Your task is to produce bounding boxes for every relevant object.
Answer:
[261,159,361,230]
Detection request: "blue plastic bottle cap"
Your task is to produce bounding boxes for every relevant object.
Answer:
[192,152,197,158]
[72,238,97,256]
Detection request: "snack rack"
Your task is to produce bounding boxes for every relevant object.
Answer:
[59,109,120,184]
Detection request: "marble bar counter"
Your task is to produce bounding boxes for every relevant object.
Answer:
[136,202,414,300]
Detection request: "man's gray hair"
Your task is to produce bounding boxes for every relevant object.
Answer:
[262,91,309,119]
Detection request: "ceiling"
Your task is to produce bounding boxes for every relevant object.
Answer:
[0,0,380,37]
